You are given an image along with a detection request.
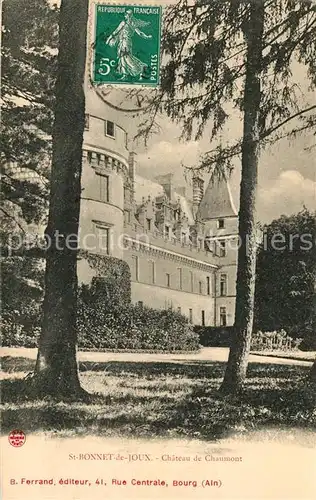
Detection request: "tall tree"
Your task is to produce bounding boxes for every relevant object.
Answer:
[254,209,316,341]
[1,0,58,231]
[33,0,89,398]
[1,0,58,324]
[136,0,316,393]
[221,0,264,393]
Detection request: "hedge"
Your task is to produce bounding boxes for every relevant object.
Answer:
[2,255,200,352]
[195,326,233,347]
[77,283,200,352]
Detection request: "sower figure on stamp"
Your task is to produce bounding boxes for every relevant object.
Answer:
[105,9,152,80]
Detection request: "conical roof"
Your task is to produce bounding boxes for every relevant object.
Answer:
[197,175,237,220]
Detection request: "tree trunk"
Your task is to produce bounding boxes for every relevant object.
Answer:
[33,0,89,398]
[220,1,264,395]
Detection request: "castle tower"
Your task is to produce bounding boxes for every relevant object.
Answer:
[197,174,237,223]
[77,87,130,284]
[197,174,239,327]
[77,19,144,282]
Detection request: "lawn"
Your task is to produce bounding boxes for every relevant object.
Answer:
[1,355,315,441]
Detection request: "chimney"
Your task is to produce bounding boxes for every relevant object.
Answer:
[128,152,136,180]
[155,173,174,200]
[192,176,204,216]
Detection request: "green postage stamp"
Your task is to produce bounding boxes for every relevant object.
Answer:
[93,4,162,86]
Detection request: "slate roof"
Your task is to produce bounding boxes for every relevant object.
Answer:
[197,175,237,220]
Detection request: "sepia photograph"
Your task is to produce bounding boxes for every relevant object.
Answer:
[1,0,316,498]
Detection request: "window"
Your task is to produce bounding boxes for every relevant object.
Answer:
[125,131,128,148]
[220,306,227,326]
[146,218,151,231]
[220,274,227,296]
[201,310,205,326]
[84,114,89,130]
[218,240,227,257]
[206,276,211,296]
[189,308,193,323]
[164,225,170,238]
[149,260,155,284]
[190,271,194,292]
[178,268,182,290]
[96,173,109,202]
[105,120,115,137]
[166,273,171,288]
[95,225,109,255]
[218,219,225,229]
[132,255,139,281]
[199,281,203,294]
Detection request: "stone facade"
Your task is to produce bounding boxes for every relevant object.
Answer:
[78,92,239,326]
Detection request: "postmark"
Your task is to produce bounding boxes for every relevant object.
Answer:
[92,4,162,86]
[8,429,26,447]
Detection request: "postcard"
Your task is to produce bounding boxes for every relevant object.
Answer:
[1,0,316,499]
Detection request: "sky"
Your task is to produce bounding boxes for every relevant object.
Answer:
[108,71,315,225]
[132,117,315,224]
[90,1,316,225]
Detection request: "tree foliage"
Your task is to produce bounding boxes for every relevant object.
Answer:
[137,0,316,175]
[1,0,58,227]
[255,208,316,344]
[1,257,44,327]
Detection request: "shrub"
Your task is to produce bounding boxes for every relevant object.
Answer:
[251,329,302,351]
[2,253,200,352]
[77,289,199,352]
[286,323,316,351]
[79,251,131,307]
[1,317,40,348]
[194,326,233,347]
[1,256,44,347]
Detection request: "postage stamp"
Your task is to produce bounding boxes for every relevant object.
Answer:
[92,4,162,86]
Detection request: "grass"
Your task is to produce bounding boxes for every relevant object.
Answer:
[1,355,316,441]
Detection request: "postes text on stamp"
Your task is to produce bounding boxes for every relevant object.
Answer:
[93,4,162,86]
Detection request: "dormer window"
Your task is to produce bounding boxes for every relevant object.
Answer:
[146,218,151,231]
[105,120,115,138]
[218,240,227,257]
[218,219,225,229]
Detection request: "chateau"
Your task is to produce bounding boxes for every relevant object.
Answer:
[6,69,239,329]
[78,85,239,327]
